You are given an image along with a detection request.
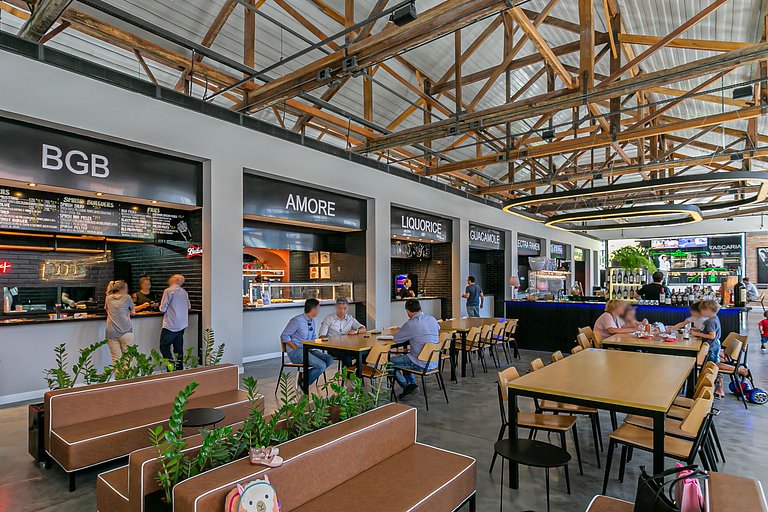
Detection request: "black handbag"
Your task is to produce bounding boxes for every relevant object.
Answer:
[633,465,707,512]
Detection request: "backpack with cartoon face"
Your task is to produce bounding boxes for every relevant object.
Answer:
[224,475,280,512]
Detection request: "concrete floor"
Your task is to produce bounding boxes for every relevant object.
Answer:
[2,313,767,512]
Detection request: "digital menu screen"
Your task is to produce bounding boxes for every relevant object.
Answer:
[0,187,189,241]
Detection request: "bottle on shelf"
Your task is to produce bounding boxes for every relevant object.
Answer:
[622,272,628,284]
[628,271,635,284]
[659,290,666,304]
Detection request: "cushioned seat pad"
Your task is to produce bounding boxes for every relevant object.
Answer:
[586,495,634,512]
[51,390,249,470]
[290,443,476,512]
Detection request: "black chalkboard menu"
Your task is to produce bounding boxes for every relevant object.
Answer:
[0,187,190,241]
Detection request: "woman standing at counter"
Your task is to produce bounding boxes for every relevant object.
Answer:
[133,275,158,312]
[105,280,135,364]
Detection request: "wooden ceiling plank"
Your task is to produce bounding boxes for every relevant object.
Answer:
[618,34,752,52]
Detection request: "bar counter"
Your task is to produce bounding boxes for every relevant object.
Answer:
[505,300,745,352]
[0,311,199,405]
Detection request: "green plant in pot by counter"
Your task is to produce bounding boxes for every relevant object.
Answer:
[179,328,225,369]
[610,245,657,273]
[114,345,174,380]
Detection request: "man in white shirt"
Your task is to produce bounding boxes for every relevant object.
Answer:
[743,277,759,302]
[319,297,365,368]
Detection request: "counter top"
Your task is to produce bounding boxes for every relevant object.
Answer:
[244,300,359,312]
[391,296,443,302]
[505,300,748,311]
[0,311,199,327]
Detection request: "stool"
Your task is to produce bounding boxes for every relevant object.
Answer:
[494,438,571,512]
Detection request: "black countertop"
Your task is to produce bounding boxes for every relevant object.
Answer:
[0,311,199,327]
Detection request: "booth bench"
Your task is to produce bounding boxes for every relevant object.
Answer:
[45,364,256,491]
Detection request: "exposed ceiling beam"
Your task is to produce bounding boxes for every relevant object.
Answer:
[18,0,72,42]
[359,42,768,153]
[618,33,753,52]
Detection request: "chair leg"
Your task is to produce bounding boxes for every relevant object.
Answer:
[594,413,604,451]
[421,375,429,411]
[610,411,618,431]
[511,339,520,359]
[737,374,749,410]
[618,445,628,483]
[710,421,726,463]
[69,471,76,492]
[545,468,551,512]
[602,439,615,495]
[564,463,571,495]
[468,352,476,378]
[590,415,602,468]
[500,340,510,364]
[438,373,449,405]
[571,424,584,475]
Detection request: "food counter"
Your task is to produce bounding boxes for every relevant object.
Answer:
[0,312,199,405]
[390,297,443,325]
[505,300,745,352]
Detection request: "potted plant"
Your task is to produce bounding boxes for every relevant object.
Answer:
[610,245,656,273]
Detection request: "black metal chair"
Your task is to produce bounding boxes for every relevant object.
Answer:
[393,342,449,411]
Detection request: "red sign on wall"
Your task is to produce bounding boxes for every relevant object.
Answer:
[186,245,203,259]
[0,261,11,273]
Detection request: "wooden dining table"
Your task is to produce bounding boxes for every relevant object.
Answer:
[299,328,399,393]
[438,317,506,381]
[602,332,703,398]
[506,349,693,489]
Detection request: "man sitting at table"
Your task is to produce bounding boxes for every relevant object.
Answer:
[280,298,334,387]
[319,297,365,368]
[391,298,440,399]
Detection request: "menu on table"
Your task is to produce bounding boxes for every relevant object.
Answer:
[0,187,189,241]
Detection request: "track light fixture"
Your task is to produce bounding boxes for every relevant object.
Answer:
[391,2,417,26]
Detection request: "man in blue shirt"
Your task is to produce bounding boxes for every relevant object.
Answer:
[462,276,484,317]
[159,274,191,370]
[391,299,440,399]
[280,299,334,387]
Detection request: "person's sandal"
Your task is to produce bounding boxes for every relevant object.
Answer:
[249,446,284,467]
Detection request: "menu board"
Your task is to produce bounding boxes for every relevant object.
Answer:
[0,187,190,241]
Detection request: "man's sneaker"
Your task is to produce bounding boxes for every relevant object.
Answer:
[398,383,418,400]
[761,346,766,353]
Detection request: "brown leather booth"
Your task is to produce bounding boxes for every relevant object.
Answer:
[98,403,476,512]
[45,364,255,491]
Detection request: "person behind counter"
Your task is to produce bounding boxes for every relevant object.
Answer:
[462,276,484,318]
[281,298,334,387]
[133,275,158,312]
[105,280,135,364]
[390,299,440,399]
[159,274,191,370]
[593,299,641,340]
[319,297,365,368]
[398,279,416,299]
[636,271,671,302]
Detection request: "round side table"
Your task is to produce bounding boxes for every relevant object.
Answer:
[182,408,226,429]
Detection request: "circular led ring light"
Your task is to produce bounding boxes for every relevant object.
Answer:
[502,171,768,220]
[544,204,703,231]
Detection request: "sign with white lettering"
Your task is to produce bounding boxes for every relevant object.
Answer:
[0,117,202,205]
[243,174,366,230]
[391,206,451,243]
[517,235,542,256]
[550,243,565,257]
[469,224,504,250]
[391,241,432,259]
[708,235,742,253]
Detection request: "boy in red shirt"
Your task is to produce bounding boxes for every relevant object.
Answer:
[760,311,768,353]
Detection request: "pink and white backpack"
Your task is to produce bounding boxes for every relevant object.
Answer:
[224,475,280,512]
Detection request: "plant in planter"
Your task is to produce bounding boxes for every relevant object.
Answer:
[43,340,112,390]
[114,345,174,380]
[610,245,657,273]
[180,328,225,369]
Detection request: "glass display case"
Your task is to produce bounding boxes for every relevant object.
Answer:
[527,270,571,299]
[247,282,353,307]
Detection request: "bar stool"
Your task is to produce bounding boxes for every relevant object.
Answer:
[493,438,571,512]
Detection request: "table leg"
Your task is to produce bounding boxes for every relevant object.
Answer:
[356,350,364,379]
[302,345,310,394]
[507,391,519,489]
[449,336,458,383]
[652,412,665,475]
[461,331,468,378]
[686,365,697,399]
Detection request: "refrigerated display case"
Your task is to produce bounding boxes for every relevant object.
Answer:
[246,281,353,307]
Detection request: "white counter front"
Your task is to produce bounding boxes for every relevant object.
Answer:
[0,313,199,405]
[390,298,443,325]
[242,303,357,362]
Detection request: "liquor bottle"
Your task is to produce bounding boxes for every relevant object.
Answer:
[629,271,635,284]
[623,288,629,299]
[634,269,640,283]
[623,272,628,284]
[666,294,672,305]
[659,290,666,304]
[611,271,616,284]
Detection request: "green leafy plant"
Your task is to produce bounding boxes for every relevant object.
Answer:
[202,328,225,366]
[43,340,112,390]
[324,368,386,421]
[114,345,174,380]
[610,245,657,273]
[181,347,199,369]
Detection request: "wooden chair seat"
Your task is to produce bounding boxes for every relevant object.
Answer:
[673,396,695,408]
[586,495,634,512]
[609,423,693,459]
[399,365,441,376]
[622,415,695,439]
[667,404,691,420]
[539,400,598,415]
[518,412,577,432]
[348,365,388,379]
